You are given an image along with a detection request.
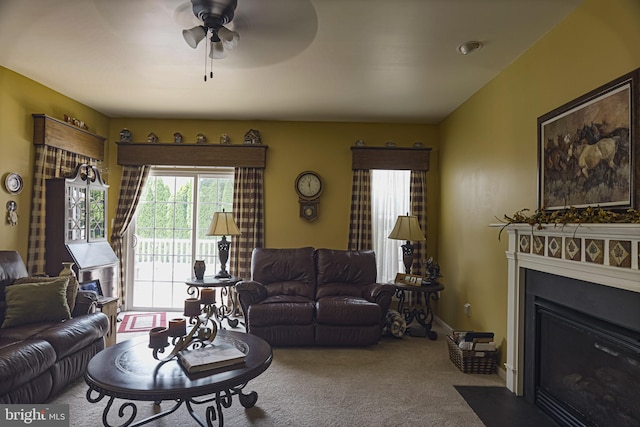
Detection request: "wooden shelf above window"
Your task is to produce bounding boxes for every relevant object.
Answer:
[351,146,431,170]
[32,114,106,160]
[116,142,268,168]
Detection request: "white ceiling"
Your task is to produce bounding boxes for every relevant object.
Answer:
[0,0,582,124]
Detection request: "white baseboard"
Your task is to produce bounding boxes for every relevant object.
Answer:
[433,315,506,383]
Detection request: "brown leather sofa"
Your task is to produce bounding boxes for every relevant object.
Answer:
[235,247,395,346]
[0,251,109,403]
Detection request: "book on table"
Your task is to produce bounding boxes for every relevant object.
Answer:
[178,343,246,373]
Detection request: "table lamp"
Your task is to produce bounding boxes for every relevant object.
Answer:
[388,214,426,274]
[206,210,241,278]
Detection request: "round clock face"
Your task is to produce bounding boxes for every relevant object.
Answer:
[295,171,323,199]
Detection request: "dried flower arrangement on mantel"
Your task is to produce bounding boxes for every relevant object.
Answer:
[497,206,640,240]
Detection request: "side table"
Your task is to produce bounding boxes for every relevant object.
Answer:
[393,281,444,340]
[97,296,118,347]
[185,276,242,329]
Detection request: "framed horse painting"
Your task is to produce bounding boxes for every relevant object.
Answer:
[537,68,639,211]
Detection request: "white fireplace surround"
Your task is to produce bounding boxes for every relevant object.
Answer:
[499,223,640,395]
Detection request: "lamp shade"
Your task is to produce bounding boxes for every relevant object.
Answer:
[209,40,227,59]
[183,26,207,49]
[218,26,239,50]
[388,215,426,241]
[207,211,241,236]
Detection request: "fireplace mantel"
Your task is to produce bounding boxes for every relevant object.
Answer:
[496,223,640,395]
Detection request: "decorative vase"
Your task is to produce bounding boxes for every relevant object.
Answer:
[193,260,206,280]
[59,262,76,278]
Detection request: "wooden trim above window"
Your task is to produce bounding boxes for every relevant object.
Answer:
[117,143,268,168]
[32,114,106,160]
[351,146,431,170]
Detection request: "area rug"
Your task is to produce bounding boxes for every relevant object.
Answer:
[117,312,166,334]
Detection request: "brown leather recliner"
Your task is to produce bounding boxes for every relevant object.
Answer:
[235,247,395,346]
[0,251,109,403]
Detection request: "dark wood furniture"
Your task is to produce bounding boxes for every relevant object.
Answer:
[393,280,444,340]
[85,330,273,427]
[185,276,242,329]
[45,164,119,297]
[96,296,118,347]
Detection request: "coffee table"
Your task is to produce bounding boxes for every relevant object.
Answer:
[85,330,272,427]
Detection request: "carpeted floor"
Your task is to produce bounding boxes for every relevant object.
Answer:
[50,322,507,426]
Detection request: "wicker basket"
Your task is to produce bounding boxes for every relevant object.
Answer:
[447,334,497,374]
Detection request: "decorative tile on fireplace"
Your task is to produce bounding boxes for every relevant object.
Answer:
[609,240,631,268]
[519,235,531,253]
[585,239,604,264]
[564,237,581,261]
[532,236,545,256]
[547,236,562,258]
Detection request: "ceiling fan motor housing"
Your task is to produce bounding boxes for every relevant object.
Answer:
[191,0,237,29]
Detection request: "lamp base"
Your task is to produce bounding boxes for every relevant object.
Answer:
[215,270,231,279]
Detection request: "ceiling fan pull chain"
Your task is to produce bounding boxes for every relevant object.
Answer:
[204,36,208,81]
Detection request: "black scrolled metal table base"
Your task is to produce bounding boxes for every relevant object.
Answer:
[186,285,240,330]
[394,283,443,340]
[86,383,258,427]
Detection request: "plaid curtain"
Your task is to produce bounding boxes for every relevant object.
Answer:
[410,170,428,275]
[110,165,150,307]
[231,167,264,281]
[27,145,96,274]
[347,169,372,250]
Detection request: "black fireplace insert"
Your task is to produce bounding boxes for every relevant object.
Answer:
[524,270,640,427]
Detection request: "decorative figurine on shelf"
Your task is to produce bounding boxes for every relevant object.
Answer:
[173,132,183,144]
[196,133,207,144]
[355,139,365,146]
[147,132,158,143]
[243,129,261,144]
[119,128,132,143]
[385,141,396,147]
[426,257,441,282]
[220,134,231,144]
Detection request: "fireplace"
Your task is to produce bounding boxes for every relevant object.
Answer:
[500,224,640,424]
[524,270,640,426]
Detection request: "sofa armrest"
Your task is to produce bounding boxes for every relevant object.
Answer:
[72,290,98,317]
[364,282,395,307]
[235,280,268,305]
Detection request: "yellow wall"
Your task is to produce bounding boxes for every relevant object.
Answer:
[438,0,640,363]
[106,119,439,254]
[0,67,109,259]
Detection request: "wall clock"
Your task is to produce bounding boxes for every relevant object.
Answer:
[295,171,323,221]
[295,171,323,200]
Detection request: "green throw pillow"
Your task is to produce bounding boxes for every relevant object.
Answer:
[2,277,71,328]
[14,276,78,313]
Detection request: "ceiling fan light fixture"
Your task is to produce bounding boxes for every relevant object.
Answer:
[183,25,207,49]
[457,41,483,55]
[209,40,227,59]
[218,26,239,50]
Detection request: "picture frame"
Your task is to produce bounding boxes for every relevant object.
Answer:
[79,279,103,297]
[537,68,639,211]
[394,273,423,287]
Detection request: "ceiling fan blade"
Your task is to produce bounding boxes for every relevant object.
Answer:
[220,0,317,68]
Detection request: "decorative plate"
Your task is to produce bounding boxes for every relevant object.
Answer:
[4,173,23,194]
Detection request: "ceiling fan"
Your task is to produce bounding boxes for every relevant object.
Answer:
[174,0,318,72]
[181,0,240,62]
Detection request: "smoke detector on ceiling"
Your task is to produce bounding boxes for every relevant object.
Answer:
[457,41,483,55]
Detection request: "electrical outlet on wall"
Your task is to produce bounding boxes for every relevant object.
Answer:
[464,303,471,317]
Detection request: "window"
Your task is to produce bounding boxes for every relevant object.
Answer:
[128,167,234,310]
[371,169,410,283]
